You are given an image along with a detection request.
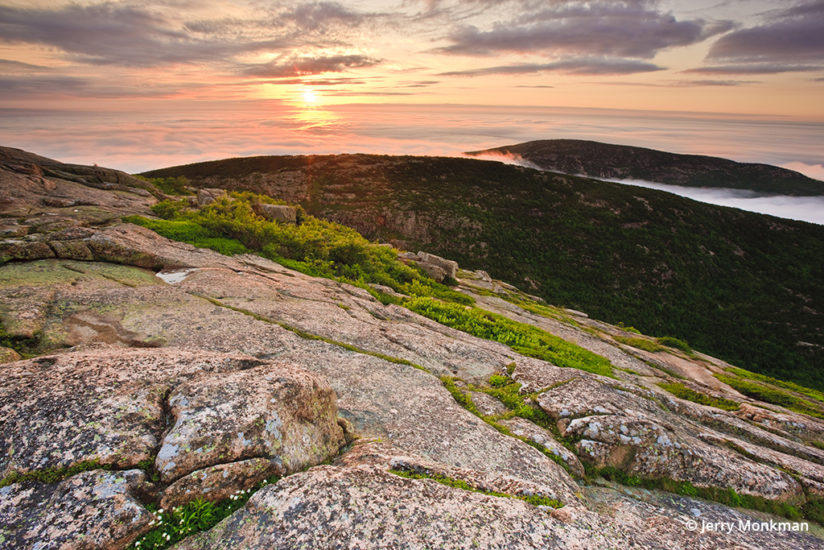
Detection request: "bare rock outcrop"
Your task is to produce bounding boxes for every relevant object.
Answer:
[0,347,346,547]
[0,469,153,549]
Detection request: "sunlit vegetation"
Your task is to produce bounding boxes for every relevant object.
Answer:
[724,366,824,404]
[406,297,614,378]
[124,193,469,305]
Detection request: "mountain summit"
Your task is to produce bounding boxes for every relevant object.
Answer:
[468,139,824,196]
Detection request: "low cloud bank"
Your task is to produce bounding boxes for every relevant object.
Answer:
[606,178,824,226]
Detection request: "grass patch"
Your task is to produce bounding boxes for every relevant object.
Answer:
[595,466,810,522]
[407,297,614,378]
[716,373,824,420]
[0,460,110,488]
[725,366,824,404]
[388,468,563,508]
[128,476,279,549]
[658,382,740,411]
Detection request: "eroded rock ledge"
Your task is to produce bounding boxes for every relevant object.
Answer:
[0,348,345,549]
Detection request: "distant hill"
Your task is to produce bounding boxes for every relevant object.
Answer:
[144,154,824,388]
[467,139,824,196]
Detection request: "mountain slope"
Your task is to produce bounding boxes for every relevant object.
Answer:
[144,154,824,389]
[467,139,824,195]
[3,147,824,548]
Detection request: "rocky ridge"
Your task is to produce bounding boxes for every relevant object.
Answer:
[1,147,824,549]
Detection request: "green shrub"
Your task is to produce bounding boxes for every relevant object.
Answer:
[125,193,471,305]
[614,336,664,353]
[150,199,189,220]
[656,336,694,355]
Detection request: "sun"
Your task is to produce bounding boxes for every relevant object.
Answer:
[302,89,317,104]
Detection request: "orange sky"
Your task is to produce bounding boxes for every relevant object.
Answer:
[0,1,823,172]
[1,0,823,116]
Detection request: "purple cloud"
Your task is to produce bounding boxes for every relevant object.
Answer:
[707,1,824,64]
[243,55,381,77]
[439,2,732,58]
[440,58,664,76]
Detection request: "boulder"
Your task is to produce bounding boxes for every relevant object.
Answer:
[254,203,297,224]
[417,251,458,280]
[196,188,226,206]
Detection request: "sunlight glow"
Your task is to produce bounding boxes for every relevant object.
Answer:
[303,89,317,104]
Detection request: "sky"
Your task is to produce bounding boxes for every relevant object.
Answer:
[0,0,823,174]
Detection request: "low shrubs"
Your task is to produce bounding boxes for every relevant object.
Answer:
[407,297,614,378]
[126,192,469,305]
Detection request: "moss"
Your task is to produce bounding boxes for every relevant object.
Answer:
[658,382,740,411]
[0,460,110,488]
[388,468,563,509]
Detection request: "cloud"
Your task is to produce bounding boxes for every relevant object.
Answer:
[706,1,824,65]
[0,2,374,67]
[287,2,365,30]
[243,55,381,77]
[439,1,732,58]
[0,74,178,98]
[685,64,821,75]
[440,58,663,76]
[0,58,51,72]
[672,79,758,87]
[607,178,824,225]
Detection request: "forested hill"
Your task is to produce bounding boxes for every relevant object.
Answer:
[144,154,824,388]
[468,139,824,196]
